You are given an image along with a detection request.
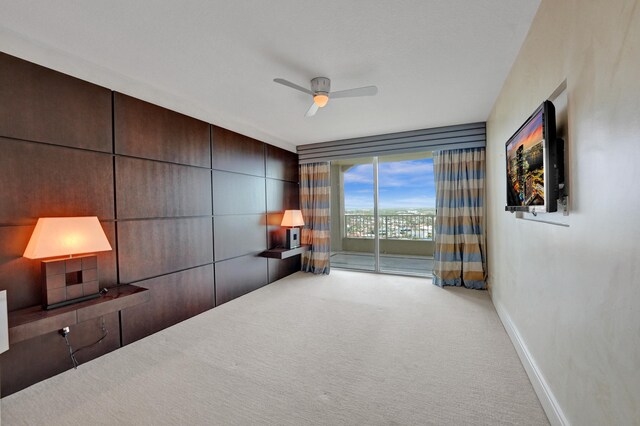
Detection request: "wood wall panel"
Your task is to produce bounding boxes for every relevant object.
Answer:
[269,257,301,283]
[0,53,112,152]
[266,144,299,182]
[214,214,266,261]
[117,218,213,283]
[215,255,268,305]
[266,179,300,249]
[267,222,287,249]
[0,138,114,224]
[212,126,265,176]
[0,226,42,311]
[0,223,118,311]
[213,171,266,215]
[114,93,210,167]
[0,53,300,397]
[0,312,120,397]
[266,179,300,213]
[120,265,214,345]
[97,222,119,290]
[115,157,212,219]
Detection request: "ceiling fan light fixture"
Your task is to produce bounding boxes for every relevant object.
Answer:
[313,93,329,108]
[273,77,377,117]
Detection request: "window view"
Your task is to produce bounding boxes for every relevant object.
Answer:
[344,158,435,240]
[330,152,435,276]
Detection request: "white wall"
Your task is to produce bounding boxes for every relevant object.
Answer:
[486,0,640,425]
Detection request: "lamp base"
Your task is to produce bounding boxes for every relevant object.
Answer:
[284,228,300,249]
[41,255,101,310]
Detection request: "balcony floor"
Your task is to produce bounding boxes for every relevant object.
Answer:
[330,251,433,277]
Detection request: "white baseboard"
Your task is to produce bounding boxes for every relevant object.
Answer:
[491,296,569,426]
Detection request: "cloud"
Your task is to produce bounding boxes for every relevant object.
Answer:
[343,160,434,187]
[379,196,436,209]
[343,158,436,209]
[343,164,373,184]
[380,160,433,175]
[378,159,434,188]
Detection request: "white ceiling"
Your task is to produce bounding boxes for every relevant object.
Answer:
[0,1,540,152]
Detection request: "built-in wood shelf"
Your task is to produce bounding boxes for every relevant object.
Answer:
[8,285,149,344]
[260,245,310,260]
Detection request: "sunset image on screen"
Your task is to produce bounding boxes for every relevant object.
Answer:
[506,110,545,206]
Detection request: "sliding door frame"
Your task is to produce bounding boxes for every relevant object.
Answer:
[372,156,380,273]
[331,150,436,277]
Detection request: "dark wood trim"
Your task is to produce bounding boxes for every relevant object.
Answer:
[260,245,310,259]
[8,285,149,345]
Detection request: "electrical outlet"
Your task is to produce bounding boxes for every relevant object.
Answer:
[59,326,70,337]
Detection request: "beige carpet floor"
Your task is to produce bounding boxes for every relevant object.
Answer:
[1,271,548,425]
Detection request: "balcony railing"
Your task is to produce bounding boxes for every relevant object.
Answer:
[344,214,435,240]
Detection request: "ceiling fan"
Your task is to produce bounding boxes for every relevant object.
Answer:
[273,77,378,117]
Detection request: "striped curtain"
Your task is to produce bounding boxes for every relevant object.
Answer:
[300,162,331,275]
[432,148,486,289]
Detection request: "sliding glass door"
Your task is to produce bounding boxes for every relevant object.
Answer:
[330,157,377,272]
[377,153,435,276]
[330,152,435,276]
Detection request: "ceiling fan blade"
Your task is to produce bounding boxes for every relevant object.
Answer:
[330,85,378,99]
[274,78,314,96]
[305,102,319,117]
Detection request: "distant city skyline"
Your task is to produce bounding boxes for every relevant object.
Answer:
[343,159,435,210]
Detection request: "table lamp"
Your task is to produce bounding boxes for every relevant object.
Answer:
[281,210,304,249]
[23,217,112,310]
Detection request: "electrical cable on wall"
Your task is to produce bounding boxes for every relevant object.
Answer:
[62,333,78,369]
[60,317,109,369]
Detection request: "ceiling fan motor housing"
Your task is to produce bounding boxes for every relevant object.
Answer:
[311,77,331,95]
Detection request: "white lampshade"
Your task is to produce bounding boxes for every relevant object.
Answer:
[280,210,304,227]
[23,217,112,259]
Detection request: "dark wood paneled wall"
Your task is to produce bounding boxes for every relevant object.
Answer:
[0,52,299,396]
[0,53,112,152]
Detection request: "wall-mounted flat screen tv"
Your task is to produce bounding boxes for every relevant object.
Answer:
[505,100,560,213]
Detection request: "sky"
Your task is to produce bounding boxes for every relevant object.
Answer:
[506,109,543,154]
[343,159,435,210]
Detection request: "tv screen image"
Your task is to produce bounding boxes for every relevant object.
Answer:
[505,101,559,213]
[506,108,545,207]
